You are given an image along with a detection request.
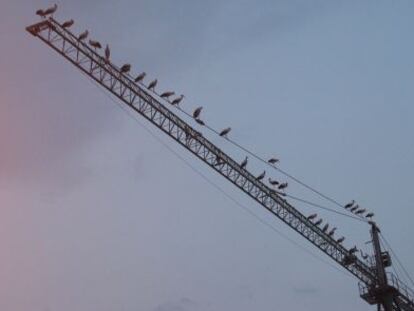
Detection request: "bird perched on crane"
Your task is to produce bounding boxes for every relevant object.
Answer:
[278,182,288,190]
[62,19,74,28]
[349,246,358,254]
[89,40,102,49]
[78,30,89,41]
[219,127,231,137]
[268,178,279,186]
[350,205,359,212]
[171,95,184,106]
[256,171,266,181]
[314,219,323,226]
[344,200,355,209]
[355,208,366,215]
[195,119,205,126]
[322,223,329,233]
[147,79,157,90]
[120,64,131,74]
[44,4,57,16]
[307,213,317,220]
[36,4,57,18]
[160,91,175,99]
[328,227,337,237]
[104,45,110,63]
[193,107,203,119]
[268,158,279,165]
[240,156,248,169]
[366,212,374,219]
[134,72,146,83]
[337,237,345,243]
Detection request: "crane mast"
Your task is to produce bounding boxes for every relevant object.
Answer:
[26,17,414,311]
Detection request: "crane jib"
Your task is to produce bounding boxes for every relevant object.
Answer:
[26,17,414,310]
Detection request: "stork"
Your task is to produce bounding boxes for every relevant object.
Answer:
[256,171,266,181]
[337,237,345,244]
[307,213,317,220]
[219,127,231,137]
[268,178,279,186]
[89,39,102,49]
[160,91,175,99]
[355,208,366,215]
[268,158,279,164]
[193,107,203,119]
[328,227,337,237]
[195,119,205,126]
[44,4,57,16]
[78,30,89,41]
[134,72,146,83]
[344,200,355,209]
[104,45,110,63]
[322,223,329,233]
[349,246,358,254]
[365,212,374,219]
[240,156,248,169]
[147,79,158,90]
[314,219,323,226]
[120,64,131,74]
[278,182,288,190]
[350,205,359,212]
[171,95,184,106]
[36,9,46,18]
[62,19,74,28]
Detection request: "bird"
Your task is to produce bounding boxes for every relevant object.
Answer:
[62,19,74,28]
[89,40,102,49]
[160,91,175,99]
[307,213,317,220]
[350,205,359,212]
[337,237,345,243]
[104,45,110,63]
[240,156,248,169]
[278,182,288,190]
[44,4,57,16]
[256,171,266,181]
[349,246,358,254]
[171,95,184,106]
[355,208,366,215]
[78,30,89,41]
[120,64,131,74]
[147,79,157,90]
[193,107,203,119]
[322,223,329,233]
[366,212,375,219]
[314,219,323,226]
[132,73,145,83]
[195,119,205,126]
[36,9,46,18]
[328,227,337,237]
[268,158,279,165]
[219,127,231,137]
[268,178,279,186]
[344,200,355,209]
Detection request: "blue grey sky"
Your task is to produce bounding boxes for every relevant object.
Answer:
[1,1,413,310]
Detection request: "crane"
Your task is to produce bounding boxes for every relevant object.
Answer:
[26,16,414,311]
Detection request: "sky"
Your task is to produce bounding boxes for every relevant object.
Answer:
[1,1,414,310]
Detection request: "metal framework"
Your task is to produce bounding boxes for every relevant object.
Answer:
[26,17,414,310]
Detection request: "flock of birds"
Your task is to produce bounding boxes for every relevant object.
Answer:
[35,4,375,262]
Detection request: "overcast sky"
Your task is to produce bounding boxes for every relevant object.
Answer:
[1,1,414,310]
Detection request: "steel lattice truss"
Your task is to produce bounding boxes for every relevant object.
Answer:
[26,18,414,310]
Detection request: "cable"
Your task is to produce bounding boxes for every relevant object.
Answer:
[285,194,367,222]
[379,233,414,289]
[82,72,355,280]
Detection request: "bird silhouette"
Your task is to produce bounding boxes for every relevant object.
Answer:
[62,19,74,28]
[134,72,146,83]
[78,30,89,41]
[193,107,203,119]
